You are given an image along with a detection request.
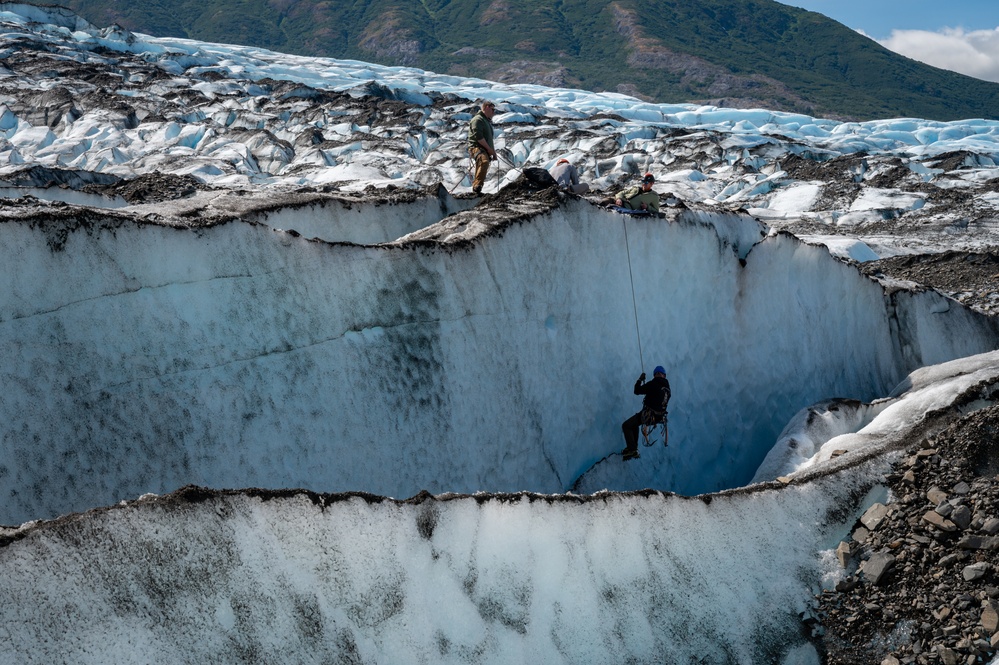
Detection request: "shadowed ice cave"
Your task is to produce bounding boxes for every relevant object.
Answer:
[3,190,998,526]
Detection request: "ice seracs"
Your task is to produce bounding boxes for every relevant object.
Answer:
[1,5,999,258]
[754,350,999,483]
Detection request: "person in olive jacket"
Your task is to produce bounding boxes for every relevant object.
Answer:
[467,100,497,194]
[615,172,660,212]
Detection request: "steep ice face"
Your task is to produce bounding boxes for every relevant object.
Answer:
[2,191,998,525]
[0,4,996,523]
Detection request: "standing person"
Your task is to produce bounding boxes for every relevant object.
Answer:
[621,365,671,460]
[548,158,589,194]
[614,172,659,212]
[467,100,497,195]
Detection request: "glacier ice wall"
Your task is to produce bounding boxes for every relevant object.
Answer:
[0,468,887,665]
[1,196,998,524]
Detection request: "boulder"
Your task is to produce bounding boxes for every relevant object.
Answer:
[924,511,958,532]
[963,562,990,581]
[836,541,851,568]
[861,552,895,585]
[982,607,999,633]
[951,504,973,530]
[927,487,948,505]
[958,535,999,550]
[938,552,963,567]
[936,645,960,665]
[861,503,890,531]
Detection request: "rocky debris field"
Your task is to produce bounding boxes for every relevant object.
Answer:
[861,252,999,317]
[815,405,999,664]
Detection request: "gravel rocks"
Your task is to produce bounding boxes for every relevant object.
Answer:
[815,405,999,664]
[861,252,999,316]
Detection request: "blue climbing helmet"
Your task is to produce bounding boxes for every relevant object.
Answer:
[653,365,666,376]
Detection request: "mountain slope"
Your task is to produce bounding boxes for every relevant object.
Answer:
[19,0,999,121]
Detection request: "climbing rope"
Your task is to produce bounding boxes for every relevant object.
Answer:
[496,153,524,186]
[447,153,474,193]
[622,218,644,371]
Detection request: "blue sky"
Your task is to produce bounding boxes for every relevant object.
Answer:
[779,0,996,38]
[779,0,999,82]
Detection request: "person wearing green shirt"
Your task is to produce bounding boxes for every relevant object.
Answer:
[615,172,660,212]
[466,101,497,195]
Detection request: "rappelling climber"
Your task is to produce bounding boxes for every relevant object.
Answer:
[614,172,660,212]
[621,365,671,460]
[466,100,497,195]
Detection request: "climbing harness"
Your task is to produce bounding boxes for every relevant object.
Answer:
[640,406,669,448]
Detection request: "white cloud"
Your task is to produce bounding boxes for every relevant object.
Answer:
[876,27,999,83]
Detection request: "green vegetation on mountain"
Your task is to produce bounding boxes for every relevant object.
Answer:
[29,0,999,121]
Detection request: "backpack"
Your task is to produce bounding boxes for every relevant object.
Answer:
[522,167,557,189]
